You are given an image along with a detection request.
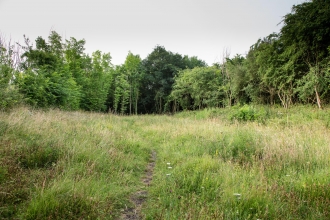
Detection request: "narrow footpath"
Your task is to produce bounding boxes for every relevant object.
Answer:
[120,150,157,220]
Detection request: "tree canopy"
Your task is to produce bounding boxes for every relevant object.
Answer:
[1,0,329,112]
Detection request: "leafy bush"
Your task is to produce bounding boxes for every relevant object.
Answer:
[230,105,268,122]
[0,85,23,111]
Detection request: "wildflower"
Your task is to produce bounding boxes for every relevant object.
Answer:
[168,167,172,169]
[166,174,171,176]
[233,193,241,200]
[167,162,171,165]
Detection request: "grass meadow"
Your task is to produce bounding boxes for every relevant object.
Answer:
[0,105,330,219]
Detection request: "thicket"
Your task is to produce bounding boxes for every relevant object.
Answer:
[1,0,329,113]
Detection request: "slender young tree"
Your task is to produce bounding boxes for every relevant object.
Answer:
[124,52,142,115]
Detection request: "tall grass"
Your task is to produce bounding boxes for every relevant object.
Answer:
[1,105,330,219]
[142,106,330,219]
[0,107,151,219]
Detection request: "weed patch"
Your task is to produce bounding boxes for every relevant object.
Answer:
[219,130,263,166]
[17,140,60,169]
[0,121,8,138]
[230,104,268,122]
[23,189,99,220]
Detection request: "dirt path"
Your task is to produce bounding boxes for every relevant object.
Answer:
[120,150,157,220]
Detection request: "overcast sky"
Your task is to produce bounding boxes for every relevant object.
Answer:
[0,0,305,66]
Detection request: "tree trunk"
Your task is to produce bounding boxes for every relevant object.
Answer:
[269,87,275,105]
[135,90,138,115]
[129,84,132,115]
[315,86,322,109]
[278,91,288,109]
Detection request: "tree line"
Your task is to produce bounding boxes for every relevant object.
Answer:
[1,0,329,113]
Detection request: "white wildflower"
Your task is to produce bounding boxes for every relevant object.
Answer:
[233,193,241,200]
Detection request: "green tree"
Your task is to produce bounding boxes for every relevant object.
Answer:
[225,55,249,104]
[17,31,81,109]
[244,44,263,104]
[64,37,86,85]
[245,34,295,108]
[124,52,142,114]
[81,51,112,111]
[281,0,330,108]
[169,66,223,111]
[140,46,183,113]
[0,35,23,110]
[182,55,207,69]
[111,65,130,114]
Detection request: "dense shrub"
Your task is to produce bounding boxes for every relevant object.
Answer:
[0,85,23,111]
[230,105,268,122]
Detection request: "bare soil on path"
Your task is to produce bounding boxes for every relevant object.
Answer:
[120,150,157,220]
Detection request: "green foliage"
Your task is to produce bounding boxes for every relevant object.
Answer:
[182,55,207,69]
[17,32,83,110]
[170,66,223,111]
[15,68,80,110]
[80,51,112,111]
[140,45,207,113]
[245,33,295,107]
[239,0,330,108]
[0,36,23,110]
[230,104,267,122]
[115,73,130,114]
[13,31,117,112]
[15,69,50,107]
[140,46,182,113]
[3,0,330,113]
[124,52,143,114]
[225,55,249,104]
[111,63,133,114]
[280,0,330,107]
[47,67,81,110]
[0,58,13,86]
[0,85,23,111]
